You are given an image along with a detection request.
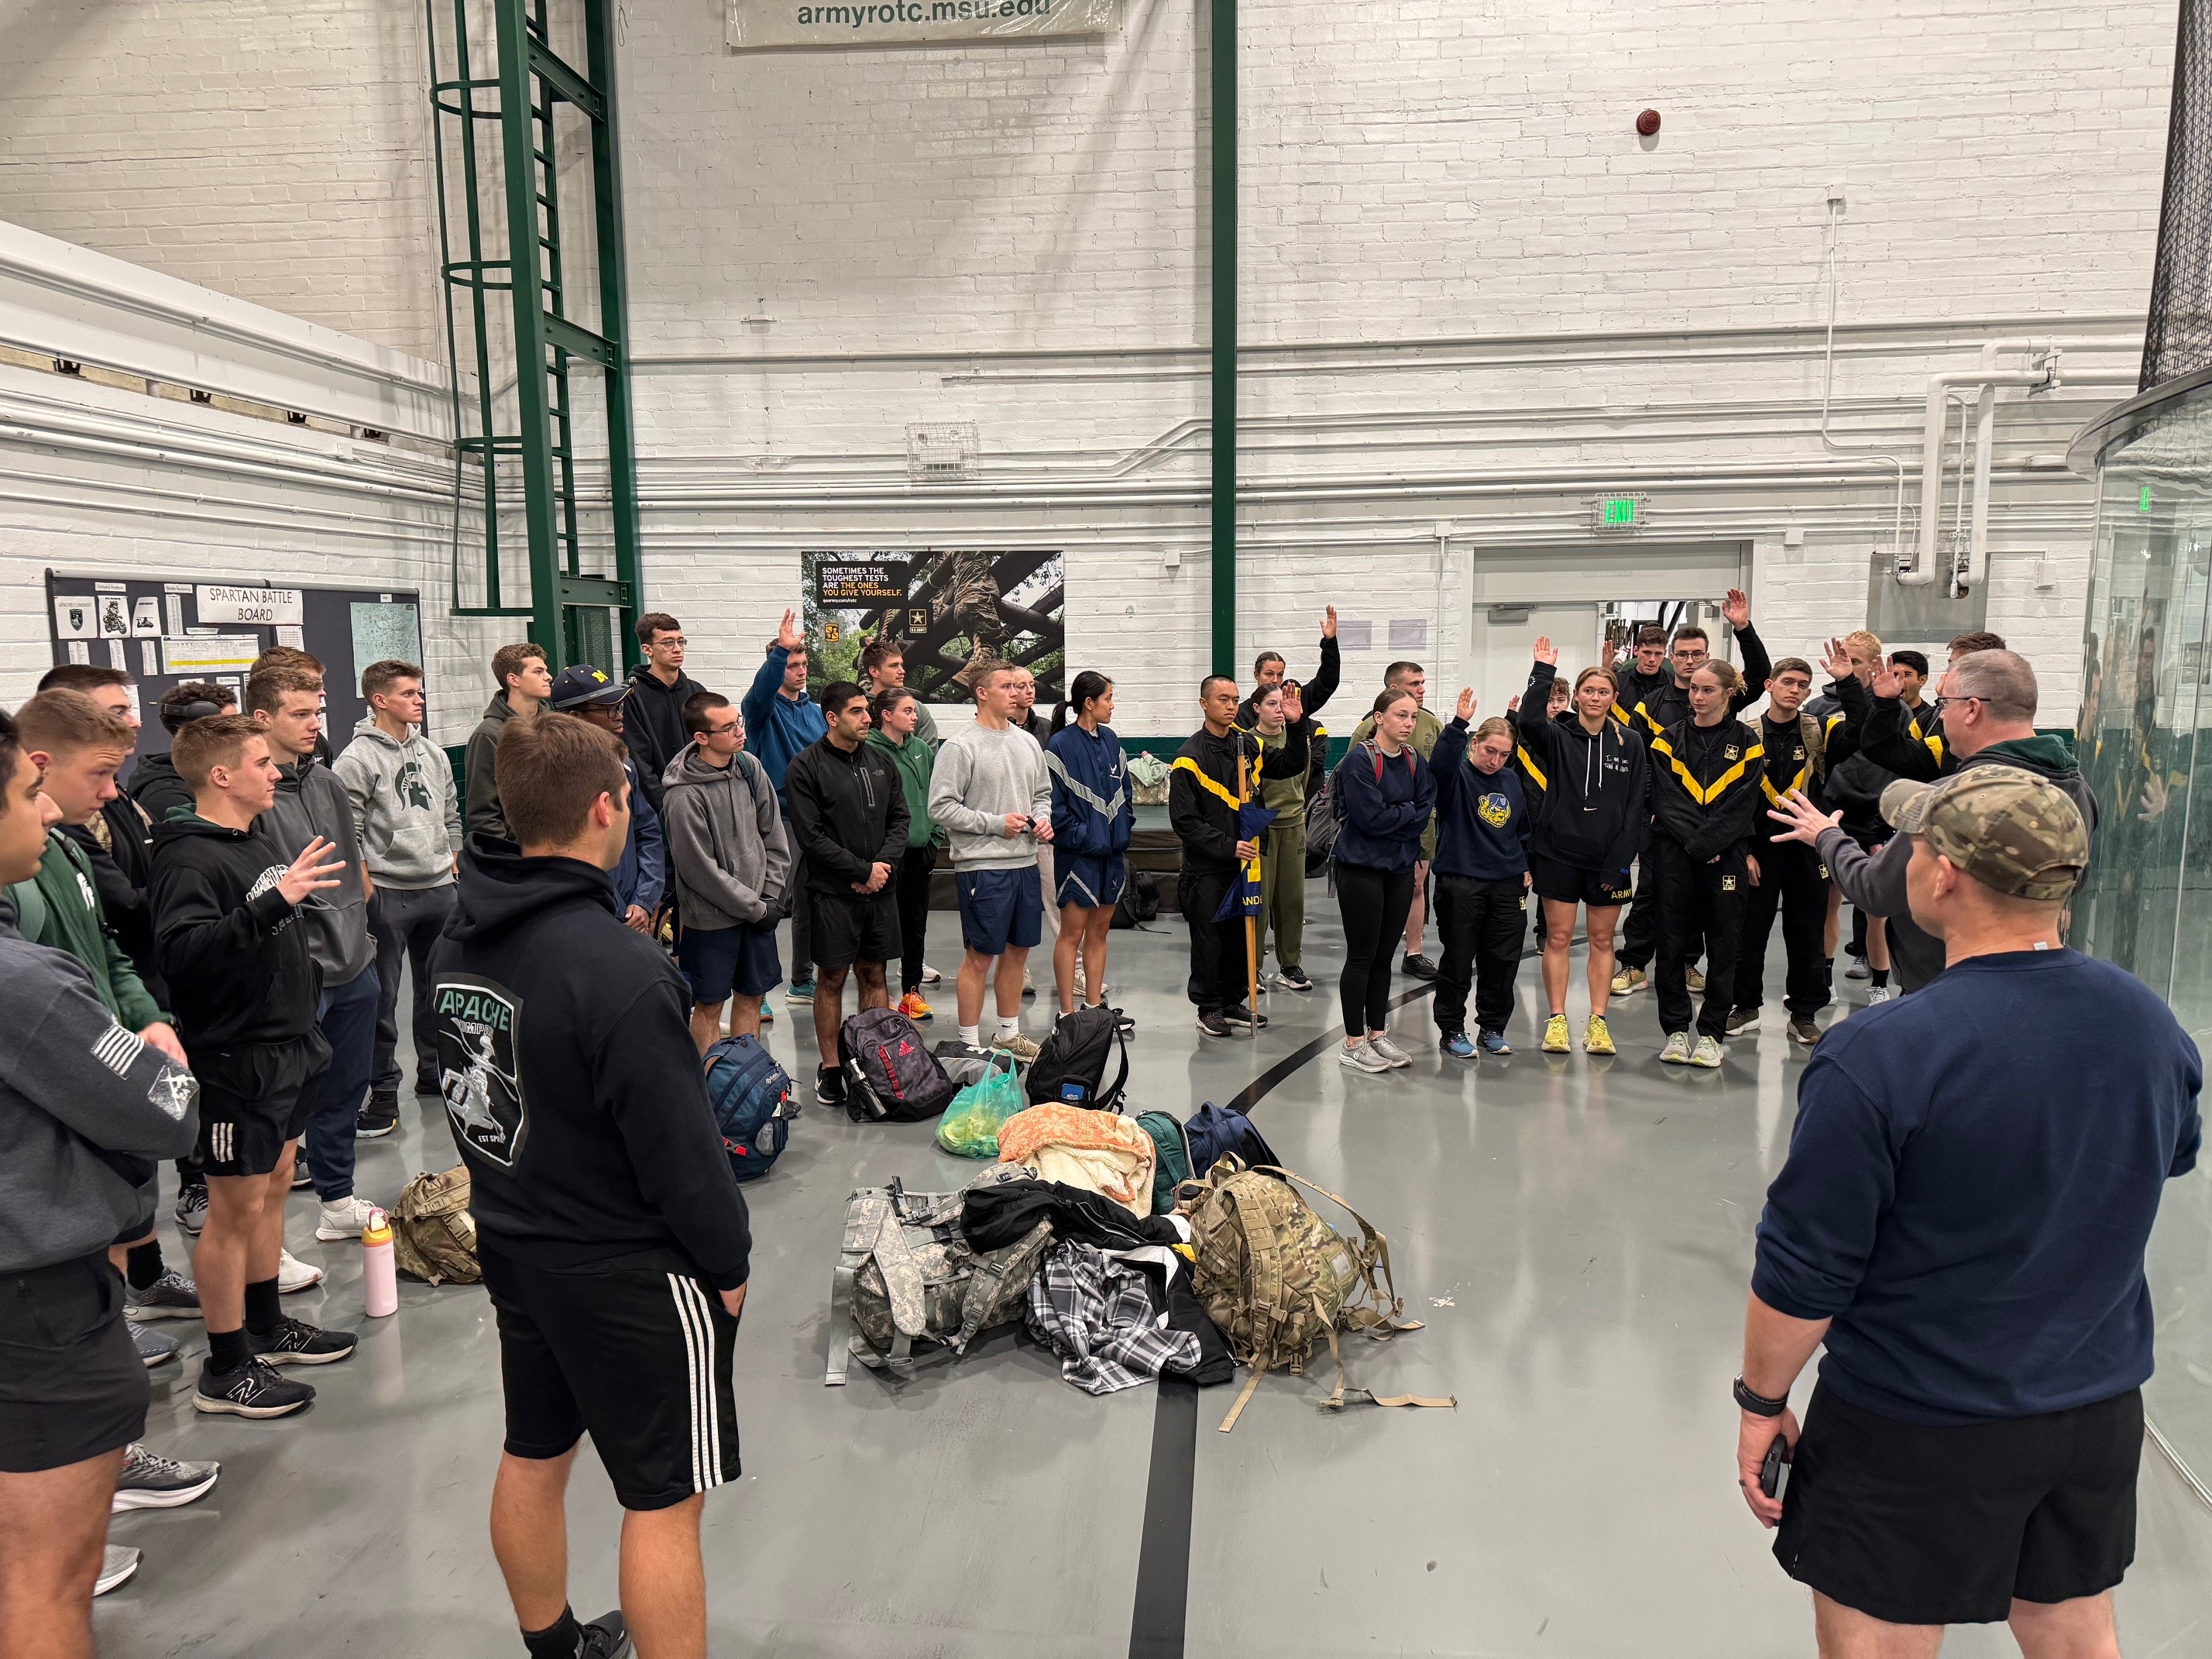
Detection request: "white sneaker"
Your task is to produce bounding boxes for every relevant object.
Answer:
[1867,985,1897,1004]
[1338,1039,1393,1074]
[922,963,943,984]
[1659,1032,1692,1064]
[1367,1033,1414,1068]
[95,1545,139,1596]
[314,1194,380,1242]
[1689,1035,1725,1069]
[278,1249,324,1294]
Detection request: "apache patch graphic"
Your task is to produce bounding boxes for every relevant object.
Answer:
[1721,874,1739,892]
[147,1066,198,1123]
[433,973,526,1166]
[1478,792,1512,828]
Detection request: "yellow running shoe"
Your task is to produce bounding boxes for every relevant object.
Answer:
[1542,1013,1571,1053]
[1582,1015,1616,1056]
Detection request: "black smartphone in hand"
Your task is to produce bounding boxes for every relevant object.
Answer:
[1760,1434,1792,1503]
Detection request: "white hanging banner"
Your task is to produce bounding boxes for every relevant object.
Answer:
[727,0,1115,50]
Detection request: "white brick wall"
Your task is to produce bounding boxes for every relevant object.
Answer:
[0,0,2173,729]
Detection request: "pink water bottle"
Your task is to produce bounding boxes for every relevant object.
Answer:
[362,1209,398,1318]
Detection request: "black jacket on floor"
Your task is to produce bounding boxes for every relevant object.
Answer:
[149,815,321,1048]
[429,844,751,1289]
[785,734,908,895]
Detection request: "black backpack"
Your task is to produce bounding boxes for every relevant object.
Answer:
[1111,868,1163,929]
[838,1008,959,1124]
[1023,1005,1132,1112]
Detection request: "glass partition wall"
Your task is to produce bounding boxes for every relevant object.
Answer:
[2074,380,2212,1496]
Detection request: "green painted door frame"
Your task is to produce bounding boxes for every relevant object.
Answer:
[1210,0,1236,678]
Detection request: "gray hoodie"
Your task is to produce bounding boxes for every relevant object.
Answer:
[0,919,200,1272]
[659,747,791,929]
[333,716,462,889]
[262,759,375,984]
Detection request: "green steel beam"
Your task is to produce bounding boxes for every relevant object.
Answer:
[584,0,647,672]
[1209,0,1236,679]
[543,311,617,369]
[525,36,605,122]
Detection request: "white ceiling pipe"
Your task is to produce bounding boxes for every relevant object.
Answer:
[1901,369,2058,585]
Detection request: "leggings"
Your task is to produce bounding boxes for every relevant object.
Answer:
[896,844,937,994]
[1335,861,1417,1037]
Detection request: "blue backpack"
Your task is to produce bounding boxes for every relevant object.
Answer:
[702,1035,798,1182]
[1183,1101,1283,1180]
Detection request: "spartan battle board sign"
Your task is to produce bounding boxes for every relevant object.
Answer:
[433,974,526,1167]
[801,550,1065,705]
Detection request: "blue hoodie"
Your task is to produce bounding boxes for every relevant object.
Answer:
[1431,717,1530,881]
[1044,721,1135,858]
[1331,740,1434,873]
[740,647,829,809]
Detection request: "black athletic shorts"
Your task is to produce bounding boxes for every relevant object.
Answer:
[1775,1380,2142,1626]
[1529,853,1634,909]
[0,1255,147,1473]
[480,1242,741,1512]
[808,888,901,973]
[191,1030,331,1177]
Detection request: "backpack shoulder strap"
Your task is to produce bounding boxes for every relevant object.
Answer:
[1095,1022,1132,1114]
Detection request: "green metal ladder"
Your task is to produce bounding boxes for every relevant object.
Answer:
[428,0,644,672]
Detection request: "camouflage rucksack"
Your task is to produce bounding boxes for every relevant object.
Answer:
[824,1164,1052,1384]
[1185,1158,1452,1431]
[390,1166,481,1286]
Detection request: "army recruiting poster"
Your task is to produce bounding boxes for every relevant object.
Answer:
[799,550,1066,704]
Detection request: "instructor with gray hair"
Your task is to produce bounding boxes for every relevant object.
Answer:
[1737,767,2199,1657]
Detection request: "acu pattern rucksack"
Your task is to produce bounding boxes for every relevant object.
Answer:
[1185,1158,1452,1432]
[824,1164,1053,1383]
[391,1166,481,1286]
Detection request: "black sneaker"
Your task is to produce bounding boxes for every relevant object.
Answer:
[290,1157,314,1190]
[1401,953,1440,981]
[1273,964,1313,992]
[579,1611,635,1659]
[194,1356,314,1418]
[248,1316,359,1367]
[816,1066,847,1108]
[414,1071,442,1097]
[1194,1010,1232,1039]
[1787,1017,1822,1047]
[1221,1004,1269,1029]
[356,1091,399,1139]
[1725,1006,1761,1036]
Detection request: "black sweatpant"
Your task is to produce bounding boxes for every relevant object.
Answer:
[1732,840,1832,1018]
[1619,827,1701,973]
[1654,839,1748,1039]
[895,845,936,994]
[1180,866,1249,1015]
[1433,873,1527,1037]
[367,881,457,1094]
[1336,861,1417,1037]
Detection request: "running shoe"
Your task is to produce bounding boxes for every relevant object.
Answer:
[897,990,934,1023]
[1867,985,1897,1004]
[1195,1011,1232,1039]
[1274,965,1314,992]
[1221,1005,1270,1030]
[1478,1029,1513,1056]
[579,1611,635,1659]
[1368,1033,1413,1067]
[315,1194,380,1242]
[991,1031,1042,1063]
[1582,1015,1616,1056]
[1725,1006,1761,1036]
[921,963,943,985]
[1689,1035,1725,1069]
[194,1357,314,1418]
[815,1066,847,1108]
[132,1322,179,1369]
[95,1546,140,1597]
[1338,1039,1393,1074]
[1685,966,1706,993]
[1659,1031,1692,1064]
[1440,1031,1475,1059]
[1400,953,1440,981]
[1787,1017,1822,1048]
[1022,967,1036,998]
[356,1091,399,1139]
[290,1157,314,1190]
[1541,1014,1571,1053]
[125,1267,201,1321]
[278,1249,325,1294]
[787,978,816,1003]
[248,1316,358,1366]
[112,1444,221,1513]
[174,1180,208,1236]
[1844,954,1870,981]
[1610,966,1647,996]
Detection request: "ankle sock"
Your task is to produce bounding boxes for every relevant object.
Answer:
[521,1607,582,1659]
[959,1024,980,1048]
[1870,968,1891,989]
[125,1241,164,1290]
[244,1276,281,1336]
[208,1327,250,1373]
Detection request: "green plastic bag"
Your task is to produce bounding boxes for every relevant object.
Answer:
[935,1053,1025,1158]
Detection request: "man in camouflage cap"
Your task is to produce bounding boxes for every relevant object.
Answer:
[1881,766,2088,912]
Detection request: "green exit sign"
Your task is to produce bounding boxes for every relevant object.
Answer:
[1592,495,1645,532]
[2140,485,2155,514]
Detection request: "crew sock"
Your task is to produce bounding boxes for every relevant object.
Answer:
[521,1607,583,1659]
[125,1242,165,1290]
[244,1276,282,1336]
[208,1328,250,1373]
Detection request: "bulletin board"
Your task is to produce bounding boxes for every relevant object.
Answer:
[43,572,424,768]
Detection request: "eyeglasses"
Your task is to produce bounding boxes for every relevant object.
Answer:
[1930,696,1980,716]
[703,721,741,737]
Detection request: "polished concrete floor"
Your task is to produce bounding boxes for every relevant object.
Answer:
[106,884,2212,1657]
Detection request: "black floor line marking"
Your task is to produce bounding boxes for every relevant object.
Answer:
[1127,931,1581,1657]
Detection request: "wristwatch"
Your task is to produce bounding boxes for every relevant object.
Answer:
[1733,1376,1788,1417]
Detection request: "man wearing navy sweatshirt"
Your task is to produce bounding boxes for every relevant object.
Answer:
[741,610,829,1003]
[1737,768,2200,1655]
[1431,690,1531,1057]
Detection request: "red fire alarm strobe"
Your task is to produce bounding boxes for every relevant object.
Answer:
[1636,108,1661,137]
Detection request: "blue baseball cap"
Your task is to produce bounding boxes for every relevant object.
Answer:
[548,665,627,710]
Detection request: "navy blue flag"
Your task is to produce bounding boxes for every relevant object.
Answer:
[1212,800,1279,922]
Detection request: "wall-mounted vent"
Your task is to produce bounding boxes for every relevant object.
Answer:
[906,422,977,482]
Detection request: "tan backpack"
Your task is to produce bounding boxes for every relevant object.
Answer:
[390,1166,482,1286]
[1184,1158,1452,1432]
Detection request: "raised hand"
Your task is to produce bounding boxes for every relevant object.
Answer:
[1321,604,1338,640]
[1721,588,1750,630]
[1870,658,1901,700]
[775,609,804,653]
[1455,686,1475,722]
[276,836,346,906]
[1821,637,1853,683]
[1533,635,1560,667]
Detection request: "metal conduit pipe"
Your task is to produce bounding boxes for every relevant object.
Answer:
[1904,366,2066,586]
